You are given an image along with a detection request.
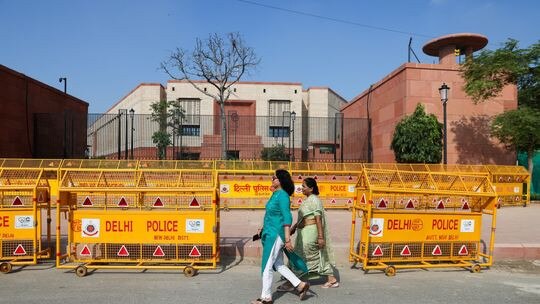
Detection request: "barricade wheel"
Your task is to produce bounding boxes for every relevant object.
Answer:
[75,265,88,277]
[470,264,481,273]
[183,266,197,277]
[384,266,396,277]
[0,262,12,274]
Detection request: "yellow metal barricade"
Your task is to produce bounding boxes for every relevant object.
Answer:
[485,165,530,207]
[384,163,531,208]
[56,160,219,277]
[350,167,498,276]
[290,162,363,209]
[217,160,288,209]
[0,166,53,273]
[216,161,363,210]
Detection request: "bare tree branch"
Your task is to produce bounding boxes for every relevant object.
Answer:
[160,32,260,159]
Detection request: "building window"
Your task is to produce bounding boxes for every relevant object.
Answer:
[181,125,200,136]
[268,100,291,137]
[177,98,201,136]
[269,126,290,138]
[319,145,335,154]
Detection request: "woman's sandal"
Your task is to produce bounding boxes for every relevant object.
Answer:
[276,282,295,292]
[297,281,310,300]
[250,298,273,304]
[321,281,340,288]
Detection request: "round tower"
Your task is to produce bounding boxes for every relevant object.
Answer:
[423,33,488,65]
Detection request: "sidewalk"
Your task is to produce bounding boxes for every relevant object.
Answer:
[219,203,540,265]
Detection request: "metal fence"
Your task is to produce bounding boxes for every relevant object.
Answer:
[87,114,369,162]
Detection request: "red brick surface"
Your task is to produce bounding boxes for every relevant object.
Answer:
[341,63,517,165]
[0,65,88,158]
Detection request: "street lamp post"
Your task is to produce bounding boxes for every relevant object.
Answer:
[118,109,128,160]
[334,114,338,163]
[124,110,129,160]
[117,110,122,160]
[58,77,67,93]
[336,113,344,162]
[281,111,290,147]
[129,108,135,159]
[290,111,296,161]
[439,83,450,164]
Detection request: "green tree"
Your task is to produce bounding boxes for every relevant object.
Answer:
[391,103,443,163]
[149,100,170,159]
[149,100,186,160]
[490,107,540,175]
[167,100,186,159]
[161,32,260,159]
[461,39,539,108]
[261,144,289,161]
[461,39,540,176]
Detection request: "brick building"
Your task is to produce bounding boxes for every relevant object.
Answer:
[0,65,89,158]
[90,80,359,161]
[341,33,517,164]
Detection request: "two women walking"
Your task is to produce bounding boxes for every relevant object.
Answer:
[252,171,338,304]
[251,169,310,304]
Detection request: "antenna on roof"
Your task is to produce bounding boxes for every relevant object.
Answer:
[408,37,421,63]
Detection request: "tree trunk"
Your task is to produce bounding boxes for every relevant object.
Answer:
[220,100,228,159]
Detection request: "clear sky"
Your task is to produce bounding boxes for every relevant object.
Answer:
[1,0,538,113]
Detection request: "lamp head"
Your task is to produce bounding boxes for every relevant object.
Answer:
[439,83,450,103]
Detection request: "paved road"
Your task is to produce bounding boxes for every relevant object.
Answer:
[1,259,539,304]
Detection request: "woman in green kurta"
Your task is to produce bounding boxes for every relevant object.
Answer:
[251,169,310,304]
[281,177,338,289]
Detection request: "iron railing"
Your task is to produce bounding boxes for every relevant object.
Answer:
[87,114,369,162]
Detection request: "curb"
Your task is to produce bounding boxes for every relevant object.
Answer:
[219,242,540,265]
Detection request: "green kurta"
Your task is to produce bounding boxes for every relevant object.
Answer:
[292,194,335,276]
[260,189,292,274]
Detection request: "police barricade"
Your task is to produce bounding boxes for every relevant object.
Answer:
[485,165,530,207]
[0,165,54,273]
[217,161,363,210]
[369,163,530,208]
[424,164,530,208]
[349,167,498,276]
[56,160,218,277]
[217,160,286,210]
[289,162,363,210]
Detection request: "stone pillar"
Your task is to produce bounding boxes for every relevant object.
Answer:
[465,46,474,60]
[439,44,456,65]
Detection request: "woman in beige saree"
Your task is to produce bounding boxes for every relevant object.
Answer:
[278,177,338,290]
